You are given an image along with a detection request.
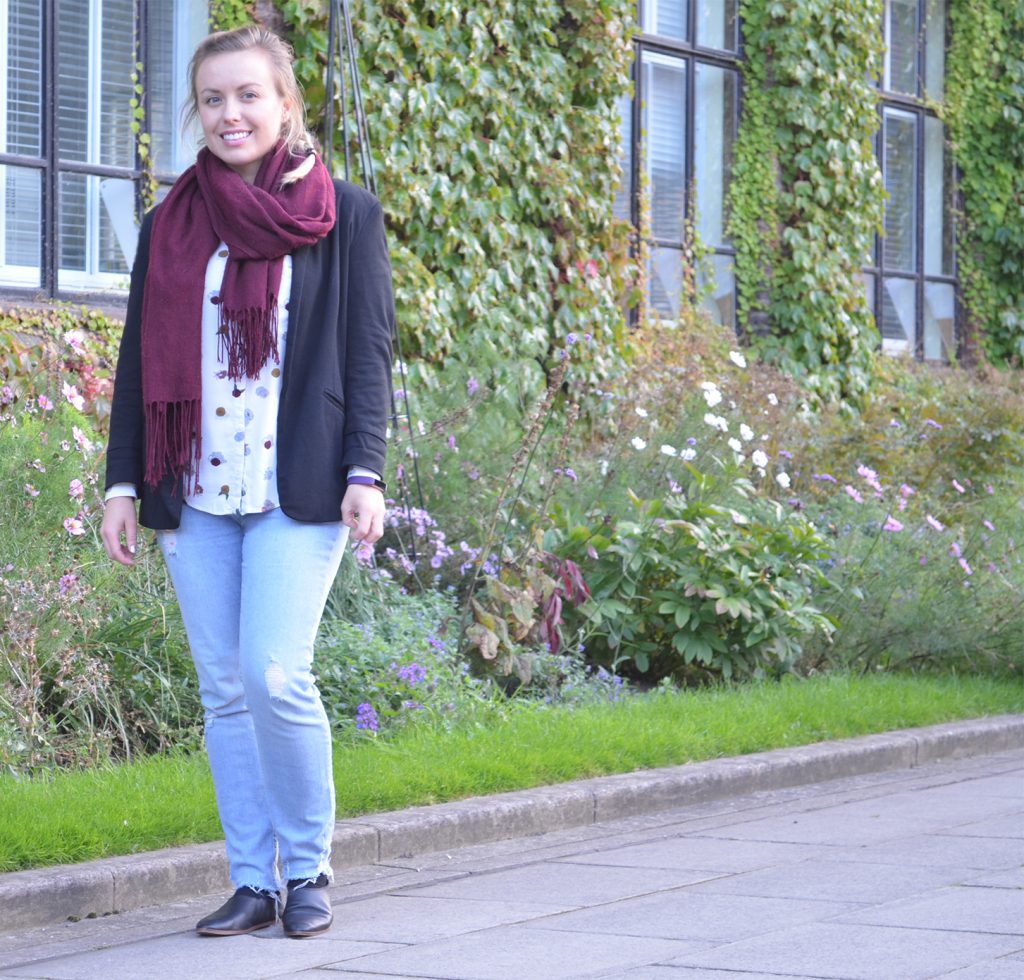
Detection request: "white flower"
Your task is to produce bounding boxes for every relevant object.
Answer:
[775,471,791,489]
[660,444,677,457]
[631,436,647,451]
[600,459,609,476]
[703,413,728,432]
[728,437,742,453]
[634,406,649,418]
[751,449,769,468]
[680,448,697,461]
[729,350,747,368]
[701,382,723,408]
[739,423,754,442]
[767,392,779,406]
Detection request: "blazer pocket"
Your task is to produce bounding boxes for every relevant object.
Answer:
[323,388,345,414]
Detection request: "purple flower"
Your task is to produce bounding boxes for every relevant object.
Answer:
[952,479,966,494]
[564,467,578,482]
[926,514,945,532]
[983,519,995,531]
[950,541,962,558]
[959,557,973,576]
[58,573,78,595]
[779,450,793,460]
[466,377,479,396]
[566,332,578,345]
[355,703,379,732]
[924,418,943,429]
[844,485,863,504]
[686,437,697,446]
[396,662,428,687]
[812,473,837,484]
[883,515,903,532]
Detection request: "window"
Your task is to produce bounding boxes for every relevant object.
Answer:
[0,0,207,296]
[616,1,740,327]
[870,0,956,360]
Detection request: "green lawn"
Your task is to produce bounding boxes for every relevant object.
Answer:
[1,673,1020,872]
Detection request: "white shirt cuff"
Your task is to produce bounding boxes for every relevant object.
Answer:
[105,483,138,501]
[347,466,382,482]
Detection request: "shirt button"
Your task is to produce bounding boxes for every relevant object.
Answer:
[218,249,229,257]
[211,295,220,304]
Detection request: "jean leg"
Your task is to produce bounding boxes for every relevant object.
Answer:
[237,507,349,882]
[158,505,279,892]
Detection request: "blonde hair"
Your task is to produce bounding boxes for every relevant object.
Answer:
[183,25,318,185]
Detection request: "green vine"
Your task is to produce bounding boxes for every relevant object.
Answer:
[730,0,885,403]
[129,63,158,210]
[208,0,254,30]
[945,0,1024,364]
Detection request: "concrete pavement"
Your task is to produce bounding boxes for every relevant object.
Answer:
[0,731,1021,978]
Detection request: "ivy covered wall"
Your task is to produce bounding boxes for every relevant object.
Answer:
[210,0,1024,398]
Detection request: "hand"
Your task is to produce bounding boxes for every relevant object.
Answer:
[100,496,139,567]
[341,484,385,544]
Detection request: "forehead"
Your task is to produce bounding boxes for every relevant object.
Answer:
[196,48,277,91]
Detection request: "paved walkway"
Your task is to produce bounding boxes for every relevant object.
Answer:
[0,747,1021,979]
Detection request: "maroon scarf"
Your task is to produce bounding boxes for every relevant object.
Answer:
[141,142,335,490]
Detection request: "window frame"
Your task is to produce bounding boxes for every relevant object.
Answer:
[868,0,959,361]
[623,0,743,328]
[0,0,190,301]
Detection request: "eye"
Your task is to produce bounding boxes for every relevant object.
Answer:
[204,96,221,106]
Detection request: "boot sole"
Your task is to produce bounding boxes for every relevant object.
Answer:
[283,921,333,938]
[196,918,277,936]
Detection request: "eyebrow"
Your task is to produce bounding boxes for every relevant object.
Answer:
[199,81,268,95]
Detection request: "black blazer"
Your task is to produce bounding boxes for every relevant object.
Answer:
[104,180,395,530]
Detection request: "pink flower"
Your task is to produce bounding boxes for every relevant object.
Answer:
[353,539,375,565]
[926,514,944,532]
[985,484,994,495]
[24,484,39,497]
[69,479,85,500]
[844,485,863,504]
[983,519,995,532]
[59,573,78,594]
[63,517,85,537]
[883,515,904,532]
[959,557,973,576]
[949,541,962,558]
[62,381,85,411]
[584,258,599,279]
[72,426,94,453]
[952,479,966,494]
[37,394,54,411]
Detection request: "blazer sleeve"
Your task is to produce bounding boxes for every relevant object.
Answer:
[104,209,155,491]
[339,200,395,476]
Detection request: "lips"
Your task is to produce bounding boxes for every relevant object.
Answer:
[221,131,252,144]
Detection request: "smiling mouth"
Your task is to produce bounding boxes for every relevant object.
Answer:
[221,131,252,144]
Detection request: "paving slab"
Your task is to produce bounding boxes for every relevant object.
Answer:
[828,831,1024,870]
[599,969,822,980]
[835,883,1024,935]
[315,923,705,979]
[683,857,976,904]
[665,921,1024,980]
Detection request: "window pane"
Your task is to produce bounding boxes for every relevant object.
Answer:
[58,0,90,163]
[881,276,915,352]
[58,172,131,285]
[99,0,135,170]
[696,0,738,51]
[59,171,88,273]
[883,108,917,271]
[642,53,686,243]
[885,0,919,95]
[923,281,954,361]
[642,0,687,41]
[698,253,735,328]
[0,165,41,287]
[924,0,946,100]
[648,245,684,320]
[613,93,633,222]
[923,116,953,276]
[4,0,43,156]
[148,0,207,174]
[694,63,737,248]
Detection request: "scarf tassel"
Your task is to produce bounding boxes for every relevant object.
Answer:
[219,303,280,380]
[144,399,202,494]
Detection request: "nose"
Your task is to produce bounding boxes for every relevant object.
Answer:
[222,97,242,122]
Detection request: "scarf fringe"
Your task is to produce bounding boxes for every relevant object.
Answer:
[219,303,280,380]
[144,399,202,494]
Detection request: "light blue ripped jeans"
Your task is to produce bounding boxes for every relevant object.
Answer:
[158,503,349,893]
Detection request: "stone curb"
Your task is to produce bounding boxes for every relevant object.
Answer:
[3,714,1022,934]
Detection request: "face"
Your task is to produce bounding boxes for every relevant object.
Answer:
[195,48,290,184]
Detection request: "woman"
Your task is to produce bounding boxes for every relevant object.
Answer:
[100,25,394,938]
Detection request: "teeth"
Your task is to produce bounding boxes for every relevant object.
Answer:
[222,132,250,143]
